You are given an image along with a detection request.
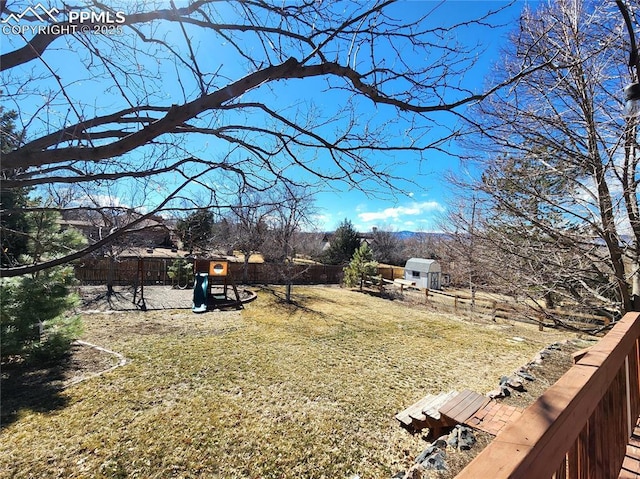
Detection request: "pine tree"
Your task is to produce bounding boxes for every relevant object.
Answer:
[175,209,215,254]
[0,107,86,362]
[323,219,361,265]
[1,208,86,361]
[1,106,30,267]
[343,243,378,291]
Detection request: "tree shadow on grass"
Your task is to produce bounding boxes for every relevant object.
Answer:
[261,284,343,304]
[1,356,71,429]
[260,286,335,315]
[80,286,137,311]
[359,287,404,302]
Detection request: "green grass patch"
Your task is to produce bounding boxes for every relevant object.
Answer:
[1,286,577,478]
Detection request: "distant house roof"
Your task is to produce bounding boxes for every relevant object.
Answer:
[117,247,188,258]
[404,258,441,273]
[321,231,374,247]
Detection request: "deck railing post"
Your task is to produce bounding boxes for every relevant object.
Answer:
[627,355,633,437]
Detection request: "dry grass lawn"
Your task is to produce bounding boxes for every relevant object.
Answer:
[1,286,580,478]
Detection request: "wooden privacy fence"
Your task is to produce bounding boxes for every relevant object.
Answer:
[74,258,170,285]
[455,311,640,479]
[377,266,405,281]
[73,258,346,286]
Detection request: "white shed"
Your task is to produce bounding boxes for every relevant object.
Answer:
[404,258,442,290]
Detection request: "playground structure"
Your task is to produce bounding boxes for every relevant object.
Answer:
[192,259,244,312]
[127,257,257,311]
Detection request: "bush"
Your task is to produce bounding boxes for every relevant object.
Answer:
[31,315,84,362]
[1,266,81,362]
[167,258,193,288]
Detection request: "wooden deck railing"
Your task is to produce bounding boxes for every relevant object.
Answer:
[455,311,640,479]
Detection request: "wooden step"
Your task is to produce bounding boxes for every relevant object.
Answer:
[395,390,459,432]
[396,394,436,426]
[424,390,459,420]
[619,416,640,478]
[439,389,490,424]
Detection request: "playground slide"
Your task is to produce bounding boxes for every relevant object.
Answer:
[192,273,208,313]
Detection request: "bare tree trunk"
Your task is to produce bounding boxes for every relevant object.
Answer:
[243,255,250,284]
[630,259,640,311]
[544,291,554,309]
[106,255,115,297]
[446,1,639,317]
[285,283,292,303]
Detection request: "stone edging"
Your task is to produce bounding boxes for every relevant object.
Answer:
[64,340,129,388]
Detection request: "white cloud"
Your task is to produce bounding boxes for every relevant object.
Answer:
[85,194,127,208]
[308,213,332,231]
[355,203,368,213]
[357,201,444,223]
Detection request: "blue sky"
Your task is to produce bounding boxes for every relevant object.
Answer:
[1,0,534,233]
[313,1,530,233]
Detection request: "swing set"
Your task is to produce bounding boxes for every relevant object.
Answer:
[191,259,243,312]
[132,257,254,311]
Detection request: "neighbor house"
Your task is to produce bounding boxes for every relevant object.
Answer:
[59,210,175,255]
[321,227,378,251]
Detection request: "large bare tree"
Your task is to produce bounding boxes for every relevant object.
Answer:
[262,184,316,302]
[226,185,272,283]
[1,0,538,277]
[450,0,640,318]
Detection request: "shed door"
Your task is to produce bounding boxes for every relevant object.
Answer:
[430,273,440,289]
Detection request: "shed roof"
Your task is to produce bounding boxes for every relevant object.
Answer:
[404,258,440,273]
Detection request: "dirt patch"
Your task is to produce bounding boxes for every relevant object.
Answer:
[498,339,590,409]
[1,342,123,428]
[65,342,125,383]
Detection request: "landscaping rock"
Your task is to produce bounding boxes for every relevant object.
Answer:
[487,384,511,399]
[539,349,551,359]
[419,450,447,471]
[447,425,476,450]
[414,443,438,464]
[505,376,525,392]
[415,442,447,471]
[515,367,536,381]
